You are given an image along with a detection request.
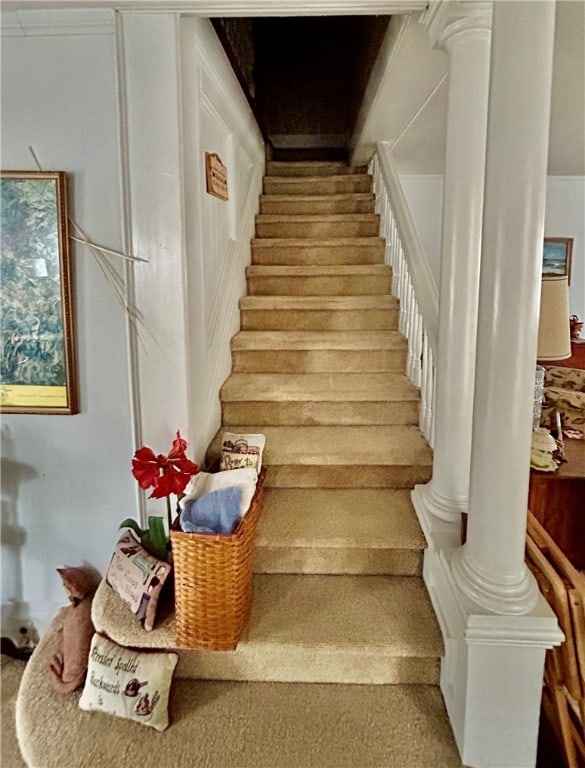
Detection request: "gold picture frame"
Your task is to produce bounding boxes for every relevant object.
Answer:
[1,170,78,414]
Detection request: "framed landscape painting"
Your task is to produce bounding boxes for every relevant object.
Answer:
[0,170,78,414]
[543,237,573,285]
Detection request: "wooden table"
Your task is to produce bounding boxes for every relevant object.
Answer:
[528,438,585,570]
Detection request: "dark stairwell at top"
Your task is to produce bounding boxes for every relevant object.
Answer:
[211,16,390,161]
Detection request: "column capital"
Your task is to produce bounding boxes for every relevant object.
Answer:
[421,0,492,50]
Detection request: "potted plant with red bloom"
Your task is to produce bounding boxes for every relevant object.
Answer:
[120,431,199,560]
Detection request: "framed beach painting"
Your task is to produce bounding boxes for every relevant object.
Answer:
[0,170,78,414]
[543,237,573,285]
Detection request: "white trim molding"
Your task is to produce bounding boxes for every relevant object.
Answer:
[1,8,114,35]
[3,0,427,14]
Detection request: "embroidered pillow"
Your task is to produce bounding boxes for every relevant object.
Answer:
[79,633,178,731]
[219,432,265,472]
[106,531,171,631]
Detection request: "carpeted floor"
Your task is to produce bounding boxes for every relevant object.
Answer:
[1,654,27,768]
[3,641,564,768]
[14,613,463,768]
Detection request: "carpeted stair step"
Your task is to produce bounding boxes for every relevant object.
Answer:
[16,613,461,768]
[252,237,385,265]
[255,213,380,239]
[231,330,407,373]
[254,488,424,574]
[220,373,419,426]
[239,295,399,331]
[92,574,442,684]
[266,160,367,177]
[264,174,372,196]
[246,265,391,296]
[207,426,432,488]
[259,193,375,215]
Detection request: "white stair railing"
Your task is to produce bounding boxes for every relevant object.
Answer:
[369,142,439,447]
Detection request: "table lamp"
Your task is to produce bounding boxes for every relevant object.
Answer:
[537,275,571,362]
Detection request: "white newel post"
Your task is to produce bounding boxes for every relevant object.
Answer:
[413,1,492,538]
[423,4,563,768]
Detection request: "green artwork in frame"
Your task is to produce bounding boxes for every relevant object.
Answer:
[0,170,78,414]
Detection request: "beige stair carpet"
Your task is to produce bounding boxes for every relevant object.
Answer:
[16,612,462,768]
[15,159,455,768]
[1,654,27,768]
[92,575,442,684]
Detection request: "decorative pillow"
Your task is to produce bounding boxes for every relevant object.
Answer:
[181,467,258,517]
[106,531,171,631]
[219,432,265,472]
[180,486,242,534]
[79,633,178,731]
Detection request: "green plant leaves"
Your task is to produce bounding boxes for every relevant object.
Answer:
[118,516,168,561]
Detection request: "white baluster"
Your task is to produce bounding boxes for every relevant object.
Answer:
[407,299,416,384]
[414,307,423,389]
[399,249,407,336]
[372,151,433,442]
[420,333,429,438]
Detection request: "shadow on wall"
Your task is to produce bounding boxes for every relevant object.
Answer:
[1,424,39,650]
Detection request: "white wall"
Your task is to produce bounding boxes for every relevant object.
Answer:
[1,10,265,640]
[350,12,447,169]
[396,174,585,324]
[399,175,443,288]
[1,9,136,638]
[120,14,265,515]
[545,177,585,321]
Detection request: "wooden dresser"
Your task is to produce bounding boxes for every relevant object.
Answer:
[528,438,585,571]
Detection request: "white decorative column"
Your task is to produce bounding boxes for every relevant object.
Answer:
[424,4,563,767]
[451,0,556,616]
[413,2,492,540]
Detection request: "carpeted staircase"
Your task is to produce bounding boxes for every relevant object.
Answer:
[14,161,462,768]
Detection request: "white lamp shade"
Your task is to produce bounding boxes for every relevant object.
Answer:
[537,275,571,361]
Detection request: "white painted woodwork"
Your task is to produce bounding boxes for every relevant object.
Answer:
[408,3,564,767]
[369,148,438,446]
[3,0,427,13]
[120,13,264,507]
[424,546,563,768]
[351,13,448,168]
[451,0,556,617]
[398,175,443,287]
[375,143,439,352]
[416,1,492,525]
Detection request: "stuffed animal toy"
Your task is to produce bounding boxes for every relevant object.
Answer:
[48,567,99,694]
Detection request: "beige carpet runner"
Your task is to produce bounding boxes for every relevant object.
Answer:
[14,160,460,767]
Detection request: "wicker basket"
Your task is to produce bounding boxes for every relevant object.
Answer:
[170,467,266,650]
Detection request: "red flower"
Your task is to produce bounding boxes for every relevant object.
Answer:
[131,431,199,499]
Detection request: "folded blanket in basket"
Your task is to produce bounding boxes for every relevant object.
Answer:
[179,486,242,534]
[182,467,258,517]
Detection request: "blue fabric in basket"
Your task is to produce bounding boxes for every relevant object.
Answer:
[179,486,242,534]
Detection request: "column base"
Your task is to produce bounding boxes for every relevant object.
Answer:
[412,483,462,550]
[451,544,540,615]
[422,546,563,768]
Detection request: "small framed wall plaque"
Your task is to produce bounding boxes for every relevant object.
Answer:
[205,153,228,201]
